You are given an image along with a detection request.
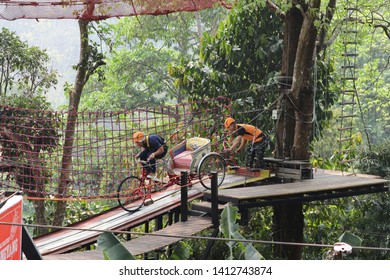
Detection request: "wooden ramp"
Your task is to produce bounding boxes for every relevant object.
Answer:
[43,216,212,260]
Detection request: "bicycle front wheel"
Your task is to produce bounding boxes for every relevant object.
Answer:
[197,153,226,190]
[117,176,145,212]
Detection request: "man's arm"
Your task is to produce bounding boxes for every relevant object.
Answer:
[226,135,243,152]
[147,145,164,160]
[236,137,247,153]
[135,147,144,159]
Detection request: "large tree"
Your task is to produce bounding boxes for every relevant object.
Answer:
[168,0,388,259]
[272,0,390,259]
[0,28,59,234]
[79,9,228,111]
[53,19,105,227]
[0,28,58,98]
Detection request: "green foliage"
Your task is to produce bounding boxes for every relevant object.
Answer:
[311,132,362,171]
[219,203,264,260]
[339,231,362,247]
[63,200,112,226]
[303,191,390,260]
[167,0,285,147]
[357,139,390,179]
[325,3,390,147]
[170,0,282,105]
[81,46,179,110]
[305,140,390,260]
[168,241,192,260]
[0,28,61,229]
[312,60,340,140]
[323,231,362,260]
[346,193,390,260]
[98,232,136,260]
[0,27,58,99]
[80,9,229,111]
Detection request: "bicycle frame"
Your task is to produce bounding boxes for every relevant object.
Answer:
[117,160,179,213]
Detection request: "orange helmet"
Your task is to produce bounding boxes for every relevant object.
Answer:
[224,117,236,129]
[133,131,145,142]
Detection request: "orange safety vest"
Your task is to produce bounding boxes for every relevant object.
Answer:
[238,124,264,143]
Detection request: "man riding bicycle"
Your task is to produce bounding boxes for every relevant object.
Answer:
[133,131,174,178]
[223,117,269,169]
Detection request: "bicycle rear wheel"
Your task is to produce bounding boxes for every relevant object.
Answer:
[197,153,226,190]
[117,176,145,212]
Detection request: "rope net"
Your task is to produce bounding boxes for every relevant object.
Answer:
[0,97,231,201]
[0,0,232,21]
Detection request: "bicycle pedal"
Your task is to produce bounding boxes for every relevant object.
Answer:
[228,165,239,170]
[144,199,154,206]
[250,168,262,172]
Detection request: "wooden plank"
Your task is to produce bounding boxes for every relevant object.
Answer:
[204,172,389,202]
[264,157,311,166]
[43,216,212,260]
[191,201,226,213]
[219,173,269,190]
[124,216,212,256]
[274,167,303,175]
[274,172,303,180]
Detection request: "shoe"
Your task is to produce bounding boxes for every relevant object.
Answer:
[146,173,156,180]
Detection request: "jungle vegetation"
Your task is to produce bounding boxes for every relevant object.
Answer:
[1,0,390,259]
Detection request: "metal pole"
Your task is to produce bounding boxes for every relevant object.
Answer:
[180,171,188,222]
[211,171,219,227]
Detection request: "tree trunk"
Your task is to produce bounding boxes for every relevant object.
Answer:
[52,20,90,227]
[275,6,303,159]
[273,0,320,259]
[290,0,319,159]
[273,203,304,259]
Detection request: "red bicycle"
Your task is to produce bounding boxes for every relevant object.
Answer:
[117,160,178,213]
[117,137,227,213]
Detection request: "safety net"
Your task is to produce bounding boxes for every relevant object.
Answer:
[0,0,232,20]
[0,98,231,202]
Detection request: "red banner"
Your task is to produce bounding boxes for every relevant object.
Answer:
[0,195,23,260]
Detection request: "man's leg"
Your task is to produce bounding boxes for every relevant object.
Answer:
[255,149,265,169]
[245,145,255,169]
[139,150,155,175]
[254,140,267,169]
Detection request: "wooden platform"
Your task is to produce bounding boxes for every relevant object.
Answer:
[203,169,389,208]
[219,172,272,189]
[43,216,212,260]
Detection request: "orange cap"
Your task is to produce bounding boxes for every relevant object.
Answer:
[224,117,235,129]
[133,131,145,142]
